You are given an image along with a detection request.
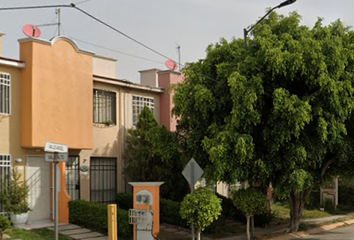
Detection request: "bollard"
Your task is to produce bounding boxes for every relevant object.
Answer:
[108,204,117,240]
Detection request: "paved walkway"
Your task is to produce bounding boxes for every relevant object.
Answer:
[5,221,108,240]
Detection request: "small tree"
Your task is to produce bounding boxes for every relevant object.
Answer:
[0,169,30,215]
[233,188,267,240]
[123,106,189,200]
[180,187,222,240]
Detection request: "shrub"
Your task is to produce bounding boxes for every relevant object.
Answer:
[116,193,133,210]
[0,215,11,233]
[180,188,222,237]
[160,198,186,227]
[69,200,132,238]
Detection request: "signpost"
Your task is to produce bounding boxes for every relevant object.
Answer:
[182,158,204,240]
[44,142,68,240]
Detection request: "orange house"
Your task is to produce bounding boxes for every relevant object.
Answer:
[0,32,183,225]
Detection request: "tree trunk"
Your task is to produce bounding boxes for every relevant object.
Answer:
[246,215,251,240]
[251,216,255,239]
[289,189,312,232]
[197,230,201,240]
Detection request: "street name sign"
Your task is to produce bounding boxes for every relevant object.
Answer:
[45,142,68,153]
[45,153,68,162]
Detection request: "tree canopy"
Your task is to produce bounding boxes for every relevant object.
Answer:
[123,106,188,201]
[173,12,354,231]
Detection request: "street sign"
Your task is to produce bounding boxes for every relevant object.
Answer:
[45,153,68,162]
[45,142,68,153]
[182,158,204,189]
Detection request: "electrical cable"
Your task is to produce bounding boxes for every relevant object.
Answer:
[74,0,95,5]
[0,3,220,83]
[69,36,165,65]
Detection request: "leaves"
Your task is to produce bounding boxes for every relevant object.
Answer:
[180,187,222,232]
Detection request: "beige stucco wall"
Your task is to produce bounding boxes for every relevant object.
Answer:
[93,56,117,78]
[79,81,161,199]
[19,37,94,149]
[139,69,160,87]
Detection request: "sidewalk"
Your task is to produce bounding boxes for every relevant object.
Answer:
[159,213,354,240]
[4,221,107,240]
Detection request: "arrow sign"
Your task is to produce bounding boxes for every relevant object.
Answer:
[182,158,204,191]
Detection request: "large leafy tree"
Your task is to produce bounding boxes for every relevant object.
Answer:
[173,12,354,232]
[123,106,188,201]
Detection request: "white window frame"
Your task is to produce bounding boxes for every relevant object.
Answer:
[0,73,11,115]
[132,95,155,126]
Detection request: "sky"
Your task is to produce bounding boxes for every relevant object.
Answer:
[0,0,353,83]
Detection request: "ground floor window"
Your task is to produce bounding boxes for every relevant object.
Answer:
[0,155,11,214]
[66,156,80,201]
[90,157,117,204]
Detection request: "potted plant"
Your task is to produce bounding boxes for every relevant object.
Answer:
[0,169,30,226]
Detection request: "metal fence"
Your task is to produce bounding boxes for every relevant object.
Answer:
[66,156,80,201]
[90,157,117,204]
[0,155,11,214]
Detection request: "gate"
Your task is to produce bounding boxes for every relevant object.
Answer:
[66,156,80,200]
[90,157,117,204]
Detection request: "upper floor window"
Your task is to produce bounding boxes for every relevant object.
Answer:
[93,89,116,125]
[0,73,11,115]
[132,95,155,126]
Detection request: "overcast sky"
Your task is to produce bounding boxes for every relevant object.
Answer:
[0,0,353,83]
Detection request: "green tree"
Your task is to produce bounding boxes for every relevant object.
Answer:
[123,106,188,200]
[173,12,354,232]
[233,189,267,240]
[180,187,222,240]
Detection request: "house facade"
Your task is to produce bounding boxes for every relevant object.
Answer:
[0,33,183,224]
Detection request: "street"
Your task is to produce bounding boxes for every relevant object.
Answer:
[301,224,354,239]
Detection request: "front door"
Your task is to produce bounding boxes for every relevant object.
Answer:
[26,156,51,222]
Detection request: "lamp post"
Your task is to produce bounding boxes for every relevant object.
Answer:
[243,0,297,47]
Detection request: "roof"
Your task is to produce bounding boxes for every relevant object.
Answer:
[0,57,25,68]
[93,74,164,93]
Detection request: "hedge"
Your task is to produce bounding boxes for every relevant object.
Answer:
[116,193,133,210]
[68,200,132,239]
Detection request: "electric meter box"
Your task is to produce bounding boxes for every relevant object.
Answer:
[135,190,153,206]
[129,182,164,240]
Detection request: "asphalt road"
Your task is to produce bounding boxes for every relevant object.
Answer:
[301,224,354,239]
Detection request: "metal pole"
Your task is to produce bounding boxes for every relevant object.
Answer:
[191,161,195,240]
[56,8,61,36]
[54,152,59,240]
[178,45,181,72]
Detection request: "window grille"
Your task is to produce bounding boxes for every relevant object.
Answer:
[90,157,117,204]
[66,156,80,201]
[0,73,11,115]
[0,155,11,214]
[93,89,116,124]
[132,96,155,125]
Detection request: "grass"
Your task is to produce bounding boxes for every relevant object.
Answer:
[272,202,332,220]
[4,228,74,240]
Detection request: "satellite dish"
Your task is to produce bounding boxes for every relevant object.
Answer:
[22,24,42,38]
[165,59,178,71]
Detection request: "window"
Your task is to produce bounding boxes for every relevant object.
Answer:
[132,96,155,125]
[0,73,11,115]
[93,89,116,124]
[90,157,117,204]
[0,155,11,214]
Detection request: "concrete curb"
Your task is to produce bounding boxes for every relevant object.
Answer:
[266,218,354,240]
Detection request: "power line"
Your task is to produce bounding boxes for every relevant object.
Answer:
[71,4,173,61]
[74,0,95,5]
[0,3,219,83]
[70,36,165,65]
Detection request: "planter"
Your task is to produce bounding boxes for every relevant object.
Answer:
[10,212,29,227]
